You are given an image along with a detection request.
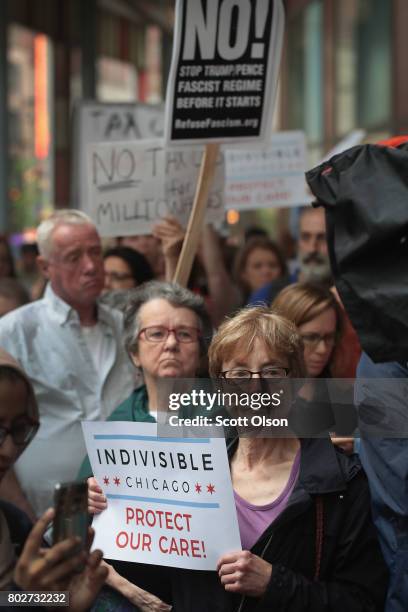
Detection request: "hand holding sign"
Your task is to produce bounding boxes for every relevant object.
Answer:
[87,477,107,515]
[152,216,185,260]
[217,550,273,597]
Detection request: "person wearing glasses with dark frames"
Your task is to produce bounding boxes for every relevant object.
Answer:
[168,307,387,612]
[272,282,358,453]
[0,348,108,609]
[80,281,212,612]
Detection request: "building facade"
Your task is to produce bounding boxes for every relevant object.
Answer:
[280,0,408,164]
[0,0,173,236]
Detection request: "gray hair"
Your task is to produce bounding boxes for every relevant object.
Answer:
[37,209,96,258]
[123,281,212,357]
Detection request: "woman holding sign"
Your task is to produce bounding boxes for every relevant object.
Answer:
[83,281,211,611]
[87,302,387,611]
[169,307,386,612]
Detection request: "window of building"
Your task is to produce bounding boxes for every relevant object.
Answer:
[97,12,163,104]
[287,1,323,161]
[97,56,138,102]
[356,0,391,130]
[335,0,391,136]
[8,24,54,234]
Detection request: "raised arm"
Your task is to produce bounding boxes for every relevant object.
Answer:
[199,224,241,326]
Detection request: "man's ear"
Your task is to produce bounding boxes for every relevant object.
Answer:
[36,255,50,279]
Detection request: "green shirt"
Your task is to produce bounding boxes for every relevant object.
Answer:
[77,385,154,481]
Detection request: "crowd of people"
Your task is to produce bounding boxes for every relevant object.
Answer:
[0,164,404,611]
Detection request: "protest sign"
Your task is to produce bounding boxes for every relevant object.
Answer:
[73,101,164,212]
[164,0,284,145]
[87,139,225,237]
[225,131,311,210]
[82,421,241,570]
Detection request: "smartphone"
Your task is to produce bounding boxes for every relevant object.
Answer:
[53,481,89,557]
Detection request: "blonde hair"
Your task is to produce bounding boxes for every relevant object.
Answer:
[272,282,343,333]
[208,307,305,378]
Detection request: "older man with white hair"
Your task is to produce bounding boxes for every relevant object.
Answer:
[0,210,135,516]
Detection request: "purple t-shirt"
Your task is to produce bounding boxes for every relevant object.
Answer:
[234,451,301,550]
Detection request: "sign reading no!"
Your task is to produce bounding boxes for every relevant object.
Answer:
[165,0,285,145]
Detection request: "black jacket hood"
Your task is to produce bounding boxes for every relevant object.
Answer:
[306,139,408,363]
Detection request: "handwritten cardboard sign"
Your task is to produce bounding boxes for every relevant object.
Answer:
[73,101,164,213]
[87,139,225,237]
[82,421,241,570]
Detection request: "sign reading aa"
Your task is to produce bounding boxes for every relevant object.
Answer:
[87,139,225,237]
[225,131,312,210]
[82,421,241,570]
[165,0,284,145]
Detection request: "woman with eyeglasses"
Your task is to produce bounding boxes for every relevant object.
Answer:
[272,282,343,378]
[82,281,212,611]
[169,307,387,612]
[0,348,107,608]
[272,282,357,452]
[103,247,154,292]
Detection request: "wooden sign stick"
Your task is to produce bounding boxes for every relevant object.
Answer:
[173,143,220,287]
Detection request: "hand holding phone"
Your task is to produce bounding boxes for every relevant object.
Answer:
[53,481,89,563]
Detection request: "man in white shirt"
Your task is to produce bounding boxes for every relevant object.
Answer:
[0,210,135,516]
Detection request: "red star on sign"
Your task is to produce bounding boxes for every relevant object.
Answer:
[103,477,109,485]
[207,483,215,495]
[195,483,202,493]
[113,477,121,486]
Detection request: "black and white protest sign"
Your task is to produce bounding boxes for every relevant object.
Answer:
[73,101,164,211]
[165,0,284,145]
[87,139,225,237]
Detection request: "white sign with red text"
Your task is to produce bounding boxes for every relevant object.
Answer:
[82,421,241,570]
[225,131,311,210]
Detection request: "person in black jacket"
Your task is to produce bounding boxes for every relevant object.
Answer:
[169,307,387,612]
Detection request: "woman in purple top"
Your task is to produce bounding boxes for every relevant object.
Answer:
[171,307,387,612]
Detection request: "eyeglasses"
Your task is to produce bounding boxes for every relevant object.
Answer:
[105,271,134,282]
[0,419,39,447]
[301,333,337,348]
[220,367,290,381]
[139,326,201,344]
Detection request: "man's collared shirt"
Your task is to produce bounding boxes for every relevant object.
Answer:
[0,284,135,515]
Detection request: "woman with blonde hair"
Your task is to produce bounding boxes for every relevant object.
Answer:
[170,307,387,611]
[272,282,357,449]
[85,307,386,611]
[272,282,344,378]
